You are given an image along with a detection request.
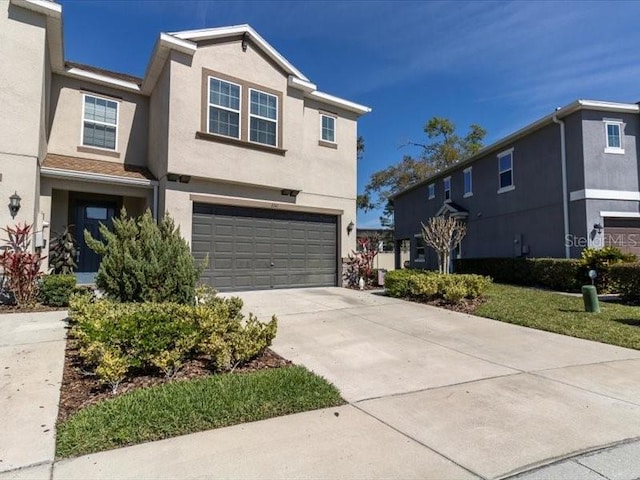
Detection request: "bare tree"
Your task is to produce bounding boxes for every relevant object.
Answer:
[421,216,467,274]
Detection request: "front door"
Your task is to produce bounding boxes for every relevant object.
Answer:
[74,202,116,274]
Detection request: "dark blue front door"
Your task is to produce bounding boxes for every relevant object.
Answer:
[74,202,116,274]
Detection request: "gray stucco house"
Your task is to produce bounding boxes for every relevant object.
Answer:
[393,100,640,270]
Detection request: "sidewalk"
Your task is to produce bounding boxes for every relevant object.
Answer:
[0,311,68,479]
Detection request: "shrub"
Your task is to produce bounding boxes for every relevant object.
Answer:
[578,247,636,293]
[609,263,640,304]
[38,274,77,307]
[48,226,77,274]
[455,257,582,292]
[0,223,44,307]
[85,209,205,304]
[68,289,277,391]
[384,269,491,304]
[343,236,379,287]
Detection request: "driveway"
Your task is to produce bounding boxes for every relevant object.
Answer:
[21,288,640,479]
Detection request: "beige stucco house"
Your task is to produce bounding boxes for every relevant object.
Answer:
[1,0,370,290]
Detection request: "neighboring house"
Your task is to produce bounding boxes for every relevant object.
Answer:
[1,0,370,290]
[393,99,640,270]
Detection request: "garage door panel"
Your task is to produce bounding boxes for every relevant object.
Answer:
[604,218,640,256]
[192,203,337,291]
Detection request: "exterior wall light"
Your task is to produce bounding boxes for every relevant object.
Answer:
[347,220,354,234]
[9,191,21,218]
[593,223,603,234]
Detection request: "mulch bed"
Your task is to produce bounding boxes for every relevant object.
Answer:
[398,295,485,315]
[57,338,292,423]
[0,304,67,313]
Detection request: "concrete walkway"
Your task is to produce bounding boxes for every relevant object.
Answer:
[5,288,640,479]
[0,311,68,480]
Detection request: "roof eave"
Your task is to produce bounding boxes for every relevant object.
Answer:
[392,99,640,199]
[141,33,197,95]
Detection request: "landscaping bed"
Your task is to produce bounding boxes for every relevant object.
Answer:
[0,303,67,313]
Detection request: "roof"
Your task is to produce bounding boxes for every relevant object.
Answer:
[65,61,142,86]
[393,99,640,199]
[11,0,371,115]
[42,154,156,182]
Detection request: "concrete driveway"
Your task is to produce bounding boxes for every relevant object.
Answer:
[51,287,640,480]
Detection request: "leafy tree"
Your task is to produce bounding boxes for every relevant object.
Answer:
[359,117,486,227]
[85,209,205,304]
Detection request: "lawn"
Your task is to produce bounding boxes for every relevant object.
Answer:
[57,365,344,458]
[476,283,640,350]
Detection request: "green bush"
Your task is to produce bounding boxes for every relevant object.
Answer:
[69,289,277,393]
[455,257,582,292]
[85,209,205,304]
[609,263,640,304]
[38,274,77,307]
[384,270,491,304]
[578,247,636,293]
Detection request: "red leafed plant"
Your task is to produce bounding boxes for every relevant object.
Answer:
[343,235,380,288]
[0,223,44,307]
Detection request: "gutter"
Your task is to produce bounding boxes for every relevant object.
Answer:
[553,114,571,259]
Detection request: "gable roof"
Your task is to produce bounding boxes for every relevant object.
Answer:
[393,99,640,199]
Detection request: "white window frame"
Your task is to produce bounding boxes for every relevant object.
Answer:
[427,183,435,200]
[81,93,119,151]
[463,167,473,198]
[497,148,515,194]
[207,76,242,139]
[248,88,278,147]
[604,120,624,154]
[320,113,337,143]
[444,176,452,202]
[413,233,425,263]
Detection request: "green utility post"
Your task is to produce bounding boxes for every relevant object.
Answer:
[582,269,600,313]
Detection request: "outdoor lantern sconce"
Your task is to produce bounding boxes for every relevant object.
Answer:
[9,191,20,218]
[241,33,248,52]
[347,221,355,234]
[593,223,603,234]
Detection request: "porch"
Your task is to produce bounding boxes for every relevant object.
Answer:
[39,154,157,283]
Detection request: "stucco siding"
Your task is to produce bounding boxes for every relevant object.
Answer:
[48,75,149,167]
[148,60,171,179]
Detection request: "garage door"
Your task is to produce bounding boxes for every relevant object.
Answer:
[604,218,640,256]
[192,203,338,291]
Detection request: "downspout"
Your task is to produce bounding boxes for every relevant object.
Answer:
[553,114,571,259]
[152,183,159,222]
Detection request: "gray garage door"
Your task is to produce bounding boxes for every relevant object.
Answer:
[192,203,338,291]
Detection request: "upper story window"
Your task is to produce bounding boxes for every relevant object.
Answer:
[498,148,514,193]
[444,176,451,201]
[427,183,435,200]
[321,114,336,143]
[604,120,624,154]
[463,167,473,197]
[249,89,278,147]
[208,77,241,139]
[82,95,118,150]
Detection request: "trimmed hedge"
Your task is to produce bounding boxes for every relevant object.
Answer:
[385,269,492,304]
[610,263,640,304]
[39,274,77,307]
[454,258,582,292]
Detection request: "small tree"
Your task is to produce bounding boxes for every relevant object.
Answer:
[421,216,466,274]
[344,236,379,287]
[85,209,205,304]
[0,223,44,306]
[48,226,77,274]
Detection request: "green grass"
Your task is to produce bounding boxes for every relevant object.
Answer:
[56,365,344,458]
[475,283,640,350]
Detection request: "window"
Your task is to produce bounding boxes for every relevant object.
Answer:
[249,89,278,146]
[498,149,514,193]
[463,167,473,197]
[444,177,451,201]
[604,121,624,153]
[427,183,435,200]
[321,114,336,143]
[82,95,118,150]
[415,236,425,262]
[208,77,241,139]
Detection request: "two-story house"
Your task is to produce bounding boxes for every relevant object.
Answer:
[1,0,370,290]
[393,100,640,270]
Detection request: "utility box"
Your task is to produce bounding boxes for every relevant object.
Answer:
[377,269,387,287]
[582,285,600,313]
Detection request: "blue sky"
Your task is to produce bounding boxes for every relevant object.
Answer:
[59,0,640,228]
